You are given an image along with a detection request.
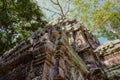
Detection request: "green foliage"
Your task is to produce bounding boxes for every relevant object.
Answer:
[0,0,47,55]
[72,0,120,40]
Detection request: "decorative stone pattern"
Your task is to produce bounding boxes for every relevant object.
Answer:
[96,39,120,79]
[0,18,106,80]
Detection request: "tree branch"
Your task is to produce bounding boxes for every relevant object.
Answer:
[50,0,58,5]
[56,0,65,17]
[50,0,65,17]
[41,7,62,16]
[52,5,60,11]
[65,0,70,16]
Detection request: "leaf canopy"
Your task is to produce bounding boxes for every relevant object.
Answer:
[0,0,47,55]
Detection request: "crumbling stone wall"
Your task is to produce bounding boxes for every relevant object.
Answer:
[96,39,120,79]
[0,18,105,80]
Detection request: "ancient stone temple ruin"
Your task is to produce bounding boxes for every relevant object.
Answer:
[0,18,116,80]
[96,39,120,80]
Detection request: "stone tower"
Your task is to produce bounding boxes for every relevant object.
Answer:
[0,18,106,80]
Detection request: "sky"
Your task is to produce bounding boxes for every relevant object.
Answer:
[98,37,108,44]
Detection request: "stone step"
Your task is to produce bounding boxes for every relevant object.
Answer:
[33,59,45,66]
[34,53,46,59]
[33,56,46,63]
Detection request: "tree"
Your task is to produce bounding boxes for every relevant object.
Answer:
[92,0,120,39]
[72,0,120,40]
[38,0,120,40]
[0,0,47,55]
